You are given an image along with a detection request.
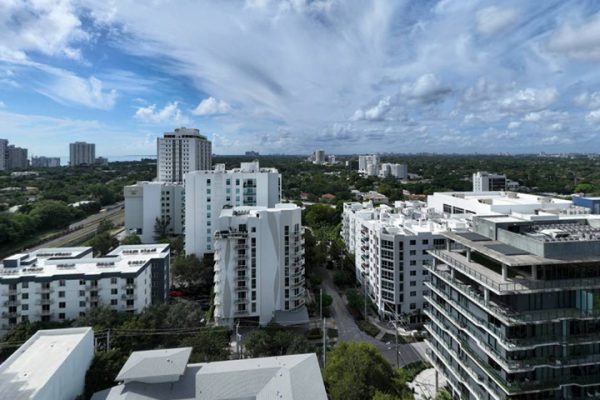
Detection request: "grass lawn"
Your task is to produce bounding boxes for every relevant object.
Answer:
[357,320,380,337]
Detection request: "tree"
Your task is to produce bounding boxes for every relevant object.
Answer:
[169,236,185,256]
[84,350,129,399]
[97,219,114,234]
[179,327,230,362]
[153,216,171,241]
[575,183,594,194]
[121,234,142,245]
[244,326,312,358]
[29,200,75,230]
[323,342,407,400]
[90,232,119,256]
[88,183,117,206]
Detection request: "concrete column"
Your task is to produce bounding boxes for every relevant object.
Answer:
[435,370,439,393]
[446,240,451,251]
[531,265,537,280]
[450,268,455,279]
[466,248,472,262]
[501,264,508,280]
[484,288,490,306]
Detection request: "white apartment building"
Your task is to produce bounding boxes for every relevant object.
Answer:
[472,171,518,191]
[6,145,28,169]
[124,181,185,243]
[342,201,468,323]
[69,142,95,166]
[31,156,61,168]
[358,154,380,176]
[184,161,281,256]
[213,204,307,328]
[157,127,212,182]
[313,149,326,165]
[380,163,408,180]
[0,244,170,334]
[0,139,7,171]
[427,191,587,216]
[0,327,94,400]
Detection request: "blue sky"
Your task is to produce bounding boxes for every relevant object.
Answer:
[1,0,600,157]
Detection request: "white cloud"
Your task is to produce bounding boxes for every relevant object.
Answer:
[476,6,519,35]
[548,13,600,61]
[192,97,231,116]
[499,88,558,113]
[575,91,600,109]
[400,74,451,104]
[0,0,88,60]
[134,102,189,124]
[39,74,117,110]
[508,121,520,129]
[586,109,600,124]
[351,97,392,121]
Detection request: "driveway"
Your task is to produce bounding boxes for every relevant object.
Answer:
[320,269,426,367]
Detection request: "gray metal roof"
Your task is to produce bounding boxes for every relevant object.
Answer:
[115,348,192,384]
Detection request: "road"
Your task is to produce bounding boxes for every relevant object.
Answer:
[321,269,427,367]
[30,203,125,250]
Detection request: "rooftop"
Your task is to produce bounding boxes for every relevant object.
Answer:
[116,347,192,384]
[0,244,169,280]
[0,327,93,400]
[433,191,572,207]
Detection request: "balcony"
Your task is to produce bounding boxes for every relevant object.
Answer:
[122,283,136,290]
[3,300,20,307]
[290,288,306,300]
[35,288,54,294]
[35,299,53,306]
[291,267,305,278]
[121,294,136,300]
[235,309,249,315]
[1,311,18,318]
[234,298,248,304]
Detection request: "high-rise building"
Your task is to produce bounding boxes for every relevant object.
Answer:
[341,201,468,323]
[157,127,212,182]
[358,154,380,176]
[213,204,307,327]
[245,150,260,157]
[184,161,281,256]
[31,156,61,168]
[380,163,408,179]
[0,139,7,171]
[0,244,170,334]
[313,149,326,165]
[6,145,28,170]
[69,142,96,166]
[124,181,185,243]
[425,214,600,400]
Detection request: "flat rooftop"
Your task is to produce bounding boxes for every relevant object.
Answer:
[0,327,93,399]
[434,191,572,207]
[0,244,169,280]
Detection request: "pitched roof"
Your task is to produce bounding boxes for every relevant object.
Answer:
[115,348,192,384]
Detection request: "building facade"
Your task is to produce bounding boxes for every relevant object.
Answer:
[31,156,61,168]
[69,142,96,166]
[124,181,185,243]
[0,244,170,334]
[157,127,212,182]
[6,145,28,169]
[0,139,7,171]
[313,149,326,165]
[358,154,380,176]
[425,214,600,400]
[380,163,408,180]
[0,327,94,400]
[342,201,468,322]
[473,171,508,192]
[184,162,281,256]
[213,204,307,327]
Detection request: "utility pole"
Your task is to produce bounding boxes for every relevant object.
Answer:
[322,317,327,368]
[235,322,241,359]
[319,288,323,321]
[394,308,399,368]
[363,280,368,320]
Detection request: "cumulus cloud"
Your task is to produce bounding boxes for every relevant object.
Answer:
[499,88,558,113]
[192,97,231,116]
[134,102,189,124]
[548,13,600,61]
[400,74,451,104]
[575,91,600,109]
[0,0,88,60]
[586,110,600,124]
[508,121,521,129]
[351,97,392,121]
[476,6,519,35]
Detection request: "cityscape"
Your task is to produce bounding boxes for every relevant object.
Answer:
[2,1,600,400]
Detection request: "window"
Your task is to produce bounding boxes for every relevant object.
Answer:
[410,291,417,296]
[59,302,66,309]
[79,280,85,285]
[410,260,416,266]
[22,304,28,311]
[79,290,85,297]
[59,280,66,287]
[410,271,416,276]
[409,250,416,256]
[22,282,28,289]
[422,239,429,245]
[409,240,416,245]
[410,303,416,310]
[58,291,65,298]
[58,313,65,320]
[111,289,118,295]
[79,301,86,307]
[22,293,28,300]
[111,299,118,306]
[111,278,117,284]
[410,281,416,287]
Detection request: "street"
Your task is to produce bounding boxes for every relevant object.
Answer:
[320,269,427,367]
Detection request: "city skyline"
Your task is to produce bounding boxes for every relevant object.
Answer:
[1,1,600,156]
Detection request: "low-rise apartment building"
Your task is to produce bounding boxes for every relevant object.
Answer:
[0,244,169,334]
[213,204,307,327]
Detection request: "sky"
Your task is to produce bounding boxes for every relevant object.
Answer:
[1,0,600,157]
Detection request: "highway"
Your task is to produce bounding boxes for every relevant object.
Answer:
[30,202,125,250]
